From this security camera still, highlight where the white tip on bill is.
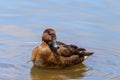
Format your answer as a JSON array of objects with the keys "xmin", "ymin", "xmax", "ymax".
[{"xmin": 84, "ymin": 56, "xmax": 88, "ymax": 60}]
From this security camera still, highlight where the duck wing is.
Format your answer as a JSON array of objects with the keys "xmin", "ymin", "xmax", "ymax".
[{"xmin": 56, "ymin": 41, "xmax": 86, "ymax": 57}]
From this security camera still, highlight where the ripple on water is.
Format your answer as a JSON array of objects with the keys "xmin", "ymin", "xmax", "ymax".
[
  {"xmin": 82, "ymin": 46, "xmax": 120, "ymax": 80},
  {"xmin": 0, "ymin": 62, "xmax": 31, "ymax": 80}
]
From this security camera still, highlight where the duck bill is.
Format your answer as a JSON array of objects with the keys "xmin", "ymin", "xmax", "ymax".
[{"xmin": 53, "ymin": 39, "xmax": 59, "ymax": 49}]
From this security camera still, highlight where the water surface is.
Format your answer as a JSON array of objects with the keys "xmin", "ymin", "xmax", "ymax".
[{"xmin": 0, "ymin": 0, "xmax": 120, "ymax": 80}]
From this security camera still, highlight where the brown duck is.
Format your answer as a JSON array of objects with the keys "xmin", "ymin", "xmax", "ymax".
[{"xmin": 31, "ymin": 28, "xmax": 94, "ymax": 68}]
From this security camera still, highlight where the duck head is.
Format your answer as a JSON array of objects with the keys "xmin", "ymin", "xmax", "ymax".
[{"xmin": 42, "ymin": 28, "xmax": 59, "ymax": 49}]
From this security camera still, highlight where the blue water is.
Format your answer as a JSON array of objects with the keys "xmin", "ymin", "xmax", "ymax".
[{"xmin": 0, "ymin": 0, "xmax": 120, "ymax": 80}]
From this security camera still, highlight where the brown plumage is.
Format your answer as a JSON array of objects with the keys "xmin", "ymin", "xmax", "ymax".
[{"xmin": 31, "ymin": 28, "xmax": 94, "ymax": 68}]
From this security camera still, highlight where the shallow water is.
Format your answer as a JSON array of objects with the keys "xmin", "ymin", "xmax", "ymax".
[{"xmin": 0, "ymin": 0, "xmax": 120, "ymax": 80}]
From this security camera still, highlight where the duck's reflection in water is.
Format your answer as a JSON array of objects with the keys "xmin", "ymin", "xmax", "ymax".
[{"xmin": 30, "ymin": 63, "xmax": 89, "ymax": 80}]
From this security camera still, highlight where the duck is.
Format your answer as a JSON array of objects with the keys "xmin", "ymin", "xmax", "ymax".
[{"xmin": 31, "ymin": 28, "xmax": 94, "ymax": 68}]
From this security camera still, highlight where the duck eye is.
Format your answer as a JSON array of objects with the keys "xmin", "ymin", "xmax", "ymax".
[
  {"xmin": 48, "ymin": 33, "xmax": 52, "ymax": 35},
  {"xmin": 47, "ymin": 31, "xmax": 51, "ymax": 35}
]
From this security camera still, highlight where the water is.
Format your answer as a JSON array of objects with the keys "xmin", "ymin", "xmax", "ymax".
[{"xmin": 0, "ymin": 0, "xmax": 120, "ymax": 80}]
